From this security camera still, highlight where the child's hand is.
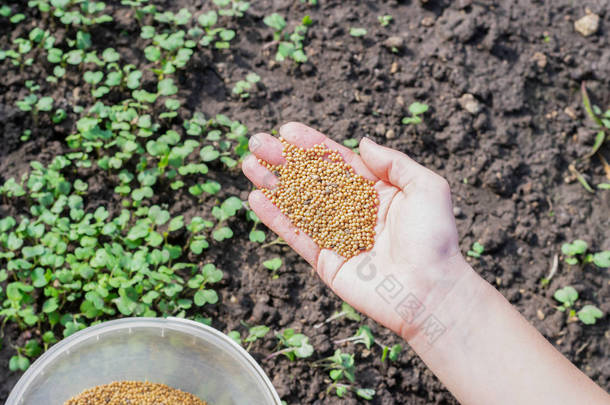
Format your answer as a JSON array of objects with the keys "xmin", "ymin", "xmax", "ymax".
[{"xmin": 242, "ymin": 122, "xmax": 466, "ymax": 338}]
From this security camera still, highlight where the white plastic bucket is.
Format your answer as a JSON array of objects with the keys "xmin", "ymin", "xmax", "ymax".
[{"xmin": 6, "ymin": 317, "xmax": 281, "ymax": 405}]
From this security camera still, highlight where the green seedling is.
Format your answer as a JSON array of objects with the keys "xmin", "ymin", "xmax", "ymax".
[
  {"xmin": 232, "ymin": 72, "xmax": 261, "ymax": 98},
  {"xmin": 314, "ymin": 349, "xmax": 375, "ymax": 400},
  {"xmin": 577, "ymin": 305, "xmax": 603, "ymax": 325},
  {"xmin": 314, "ymin": 302, "xmax": 361, "ymax": 328},
  {"xmin": 334, "ymin": 325, "xmax": 374, "ymax": 348},
  {"xmin": 244, "ymin": 324, "xmax": 270, "ymax": 351},
  {"xmin": 553, "ymin": 286, "xmax": 578, "ymax": 317},
  {"xmin": 263, "ymin": 257, "xmax": 282, "ymax": 279},
  {"xmin": 402, "ymin": 102, "xmax": 429, "ymax": 125},
  {"xmin": 560, "ymin": 240, "xmax": 609, "ymax": 268},
  {"xmin": 569, "ymin": 83, "xmax": 610, "ymax": 193},
  {"xmin": 267, "ymin": 328, "xmax": 314, "ymax": 360},
  {"xmin": 264, "ymin": 14, "xmax": 312, "ymax": 63},
  {"xmin": 263, "ymin": 13, "xmax": 286, "ymax": 41},
  {"xmin": 121, "ymin": 0, "xmax": 156, "ymax": 22},
  {"xmin": 15, "ymin": 85, "xmax": 55, "ymax": 127},
  {"xmin": 349, "ymin": 28, "xmax": 367, "ymax": 37},
  {"xmin": 561, "ymin": 239, "xmax": 588, "ymax": 265},
  {"xmin": 378, "ymin": 15, "xmax": 393, "ymax": 27},
  {"xmin": 247, "ymin": 210, "xmax": 266, "ymax": 243},
  {"xmin": 213, "ymin": 0, "xmax": 250, "ymax": 18},
  {"xmin": 342, "ymin": 138, "xmax": 359, "ymax": 153},
  {"xmin": 467, "ymin": 242, "xmax": 484, "ymax": 258}
]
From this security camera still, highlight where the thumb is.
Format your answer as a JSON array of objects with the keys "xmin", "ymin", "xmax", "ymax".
[{"xmin": 359, "ymin": 137, "xmax": 431, "ymax": 190}]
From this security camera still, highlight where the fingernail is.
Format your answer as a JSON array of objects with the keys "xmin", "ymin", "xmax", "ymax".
[{"xmin": 249, "ymin": 134, "xmax": 262, "ymax": 151}]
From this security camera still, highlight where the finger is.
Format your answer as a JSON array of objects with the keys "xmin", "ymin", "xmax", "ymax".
[
  {"xmin": 279, "ymin": 122, "xmax": 377, "ymax": 181},
  {"xmin": 241, "ymin": 154, "xmax": 279, "ymax": 189},
  {"xmin": 248, "ymin": 133, "xmax": 285, "ymax": 165},
  {"xmin": 248, "ymin": 190, "xmax": 320, "ymax": 267},
  {"xmin": 359, "ymin": 137, "xmax": 436, "ymax": 191}
]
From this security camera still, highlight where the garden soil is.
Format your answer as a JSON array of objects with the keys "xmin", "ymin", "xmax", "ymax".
[{"xmin": 1, "ymin": 1, "xmax": 609, "ymax": 404}]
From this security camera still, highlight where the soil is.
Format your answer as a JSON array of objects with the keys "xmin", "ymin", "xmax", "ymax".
[{"xmin": 1, "ymin": 0, "xmax": 609, "ymax": 404}]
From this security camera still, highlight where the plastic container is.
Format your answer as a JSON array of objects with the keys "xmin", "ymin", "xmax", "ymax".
[{"xmin": 6, "ymin": 317, "xmax": 281, "ymax": 405}]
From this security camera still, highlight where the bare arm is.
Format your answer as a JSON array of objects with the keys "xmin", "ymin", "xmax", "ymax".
[{"xmin": 241, "ymin": 122, "xmax": 609, "ymax": 405}]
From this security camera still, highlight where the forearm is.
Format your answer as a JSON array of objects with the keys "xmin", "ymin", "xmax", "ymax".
[{"xmin": 404, "ymin": 256, "xmax": 609, "ymax": 405}]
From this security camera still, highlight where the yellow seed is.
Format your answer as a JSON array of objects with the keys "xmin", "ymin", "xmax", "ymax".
[{"xmin": 259, "ymin": 138, "xmax": 379, "ymax": 259}]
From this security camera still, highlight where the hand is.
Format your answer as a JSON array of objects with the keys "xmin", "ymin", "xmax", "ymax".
[{"xmin": 242, "ymin": 122, "xmax": 468, "ymax": 339}]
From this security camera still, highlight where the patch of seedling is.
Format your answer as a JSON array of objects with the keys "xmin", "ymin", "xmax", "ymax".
[
  {"xmin": 314, "ymin": 349, "xmax": 375, "ymax": 400},
  {"xmin": 315, "ymin": 302, "xmax": 361, "ymax": 328},
  {"xmin": 561, "ymin": 239, "xmax": 610, "ymax": 268},
  {"xmin": 467, "ymin": 241, "xmax": 485, "ymax": 259},
  {"xmin": 0, "ymin": 1, "xmax": 256, "ymax": 373},
  {"xmin": 553, "ymin": 286, "xmax": 604, "ymax": 325},
  {"xmin": 263, "ymin": 13, "xmax": 313, "ymax": 63},
  {"xmin": 334, "ymin": 325, "xmax": 402, "ymax": 363},
  {"xmin": 569, "ymin": 83, "xmax": 610, "ymax": 192},
  {"xmin": 232, "ymin": 72, "xmax": 261, "ymax": 99},
  {"xmin": 266, "ymin": 328, "xmax": 314, "ymax": 360},
  {"xmin": 262, "ymin": 257, "xmax": 282, "ymax": 279},
  {"xmin": 378, "ymin": 15, "xmax": 393, "ymax": 27},
  {"xmin": 228, "ymin": 324, "xmax": 270, "ymax": 351},
  {"xmin": 349, "ymin": 27, "xmax": 367, "ymax": 37},
  {"xmin": 402, "ymin": 102, "xmax": 429, "ymax": 125}
]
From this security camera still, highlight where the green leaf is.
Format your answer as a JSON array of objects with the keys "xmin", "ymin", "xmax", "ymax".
[
  {"xmin": 561, "ymin": 240, "xmax": 588, "ymax": 256},
  {"xmin": 245, "ymin": 325, "xmax": 269, "ymax": 342},
  {"xmin": 221, "ymin": 196, "xmax": 242, "ymax": 216},
  {"xmin": 294, "ymin": 340, "xmax": 314, "ymax": 358},
  {"xmin": 36, "ymin": 96, "xmax": 54, "ymax": 112},
  {"xmin": 169, "ymin": 216, "xmax": 184, "ymax": 231},
  {"xmin": 202, "ymin": 263, "xmax": 223, "ymax": 283},
  {"xmin": 42, "ymin": 297, "xmax": 58, "ymax": 313},
  {"xmin": 355, "ymin": 388, "xmax": 375, "ymax": 400},
  {"xmin": 264, "ymin": 13, "xmax": 286, "ymax": 32},
  {"xmin": 349, "ymin": 27, "xmax": 367, "ymax": 37},
  {"xmin": 592, "ymin": 251, "xmax": 610, "ymax": 268},
  {"xmin": 198, "ymin": 10, "xmax": 217, "ymax": 27},
  {"xmin": 355, "ymin": 325, "xmax": 375, "ymax": 349},
  {"xmin": 249, "ymin": 229, "xmax": 265, "ymax": 243},
  {"xmin": 228, "ymin": 330, "xmax": 242, "ymax": 345},
  {"xmin": 581, "ymin": 82, "xmax": 604, "ymax": 127},
  {"xmin": 194, "ymin": 289, "xmax": 218, "ymax": 306},
  {"xmin": 472, "ymin": 242, "xmax": 484, "ymax": 254},
  {"xmin": 190, "ymin": 238, "xmax": 209, "ymax": 254},
  {"xmin": 201, "ymin": 180, "xmax": 221, "ymax": 195},
  {"xmin": 554, "ymin": 286, "xmax": 578, "ymax": 307},
  {"xmin": 389, "ymin": 344, "xmax": 402, "ymax": 361},
  {"xmin": 342, "ymin": 302, "xmax": 361, "ymax": 322},
  {"xmin": 263, "ymin": 257, "xmax": 282, "ymax": 271},
  {"xmin": 409, "ymin": 102, "xmax": 429, "ymax": 115},
  {"xmin": 200, "ymin": 145, "xmax": 220, "ymax": 162},
  {"xmin": 144, "ymin": 46, "xmax": 161, "ymax": 62},
  {"xmin": 577, "ymin": 305, "xmax": 603, "ymax": 325},
  {"xmin": 9, "ymin": 356, "xmax": 30, "ymax": 372},
  {"xmin": 212, "ymin": 227, "xmax": 233, "ymax": 241},
  {"xmin": 158, "ymin": 78, "xmax": 178, "ymax": 96},
  {"xmin": 102, "ymin": 48, "xmax": 120, "ymax": 63}
]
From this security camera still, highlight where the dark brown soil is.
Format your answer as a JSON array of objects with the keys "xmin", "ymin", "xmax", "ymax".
[{"xmin": 1, "ymin": 0, "xmax": 609, "ymax": 404}]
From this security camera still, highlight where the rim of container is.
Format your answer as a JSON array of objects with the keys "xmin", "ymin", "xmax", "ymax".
[{"xmin": 7, "ymin": 317, "xmax": 281, "ymax": 404}]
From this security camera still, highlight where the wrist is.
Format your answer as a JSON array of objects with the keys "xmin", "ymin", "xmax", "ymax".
[{"xmin": 396, "ymin": 254, "xmax": 482, "ymax": 345}]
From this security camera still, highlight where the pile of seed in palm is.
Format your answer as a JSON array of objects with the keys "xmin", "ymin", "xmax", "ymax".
[
  {"xmin": 63, "ymin": 381, "xmax": 207, "ymax": 405},
  {"xmin": 259, "ymin": 138, "xmax": 378, "ymax": 259}
]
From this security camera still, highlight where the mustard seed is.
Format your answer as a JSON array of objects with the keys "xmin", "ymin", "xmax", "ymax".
[
  {"xmin": 63, "ymin": 381, "xmax": 207, "ymax": 405},
  {"xmin": 260, "ymin": 139, "xmax": 378, "ymax": 259}
]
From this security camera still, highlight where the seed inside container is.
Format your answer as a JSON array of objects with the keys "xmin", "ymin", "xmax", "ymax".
[
  {"xmin": 259, "ymin": 138, "xmax": 378, "ymax": 259},
  {"xmin": 63, "ymin": 381, "xmax": 207, "ymax": 405}
]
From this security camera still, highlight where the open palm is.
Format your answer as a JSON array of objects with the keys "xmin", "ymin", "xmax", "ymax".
[{"xmin": 242, "ymin": 123, "xmax": 463, "ymax": 338}]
